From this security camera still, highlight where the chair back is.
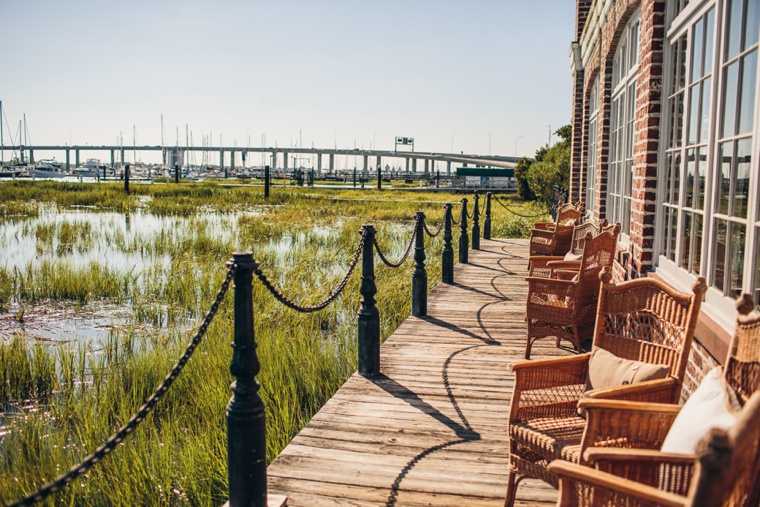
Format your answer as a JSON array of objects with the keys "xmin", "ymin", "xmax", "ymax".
[
  {"xmin": 593, "ymin": 271, "xmax": 707, "ymax": 396},
  {"xmin": 567, "ymin": 218, "xmax": 609, "ymax": 257},
  {"xmin": 688, "ymin": 391, "xmax": 760, "ymax": 507},
  {"xmin": 556, "ymin": 202, "xmax": 582, "ymax": 225},
  {"xmin": 724, "ymin": 294, "xmax": 760, "ymax": 406}
]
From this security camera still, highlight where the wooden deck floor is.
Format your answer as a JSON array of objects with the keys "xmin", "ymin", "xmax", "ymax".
[{"xmin": 267, "ymin": 238, "xmax": 573, "ymax": 507}]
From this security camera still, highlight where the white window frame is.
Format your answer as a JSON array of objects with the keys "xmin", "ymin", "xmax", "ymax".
[{"xmin": 586, "ymin": 75, "xmax": 600, "ymax": 219}]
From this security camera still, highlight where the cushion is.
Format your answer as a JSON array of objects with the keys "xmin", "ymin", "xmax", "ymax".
[
  {"xmin": 564, "ymin": 219, "xmax": 576, "ymax": 226},
  {"xmin": 564, "ymin": 251, "xmax": 582, "ymax": 261},
  {"xmin": 660, "ymin": 367, "xmax": 739, "ymax": 455},
  {"xmin": 578, "ymin": 348, "xmax": 670, "ymax": 417}
]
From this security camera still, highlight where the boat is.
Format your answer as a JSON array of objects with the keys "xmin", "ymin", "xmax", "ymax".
[
  {"xmin": 28, "ymin": 159, "xmax": 68, "ymax": 179},
  {"xmin": 73, "ymin": 158, "xmax": 107, "ymax": 177}
]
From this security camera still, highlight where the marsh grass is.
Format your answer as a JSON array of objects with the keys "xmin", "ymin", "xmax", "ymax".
[{"xmin": 0, "ymin": 181, "xmax": 538, "ymax": 505}]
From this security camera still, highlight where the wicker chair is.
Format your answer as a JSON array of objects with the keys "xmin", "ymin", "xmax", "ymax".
[
  {"xmin": 505, "ymin": 271, "xmax": 707, "ymax": 507},
  {"xmin": 551, "ymin": 293, "xmax": 760, "ymax": 501},
  {"xmin": 529, "ymin": 202, "xmax": 583, "ymax": 257},
  {"xmin": 524, "ymin": 224, "xmax": 620, "ymax": 358},
  {"xmin": 547, "ymin": 390, "xmax": 760, "ymax": 507},
  {"xmin": 528, "ymin": 218, "xmax": 610, "ymax": 278}
]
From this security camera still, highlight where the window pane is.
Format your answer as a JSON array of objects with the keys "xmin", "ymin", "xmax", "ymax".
[
  {"xmin": 729, "ymin": 222, "xmax": 746, "ymax": 297},
  {"xmin": 692, "ymin": 17, "xmax": 704, "ymax": 82},
  {"xmin": 686, "ymin": 148, "xmax": 696, "ymax": 207},
  {"xmin": 668, "ymin": 208, "xmax": 678, "ymax": 261},
  {"xmin": 696, "ymin": 147, "xmax": 707, "ymax": 209},
  {"xmin": 717, "ymin": 141, "xmax": 733, "ymax": 215},
  {"xmin": 679, "ymin": 36, "xmax": 689, "ymax": 90},
  {"xmin": 665, "ymin": 153, "xmax": 674, "ymax": 203},
  {"xmin": 735, "ymin": 138, "xmax": 752, "ymax": 218},
  {"xmin": 674, "ymin": 93, "xmax": 685, "ymax": 148},
  {"xmin": 744, "ymin": 0, "xmax": 760, "ymax": 51},
  {"xmin": 682, "ymin": 211, "xmax": 693, "ymax": 269},
  {"xmin": 674, "ymin": 152, "xmax": 682, "ymax": 203},
  {"xmin": 722, "ymin": 61, "xmax": 739, "ymax": 138},
  {"xmin": 704, "ymin": 9, "xmax": 715, "ymax": 74},
  {"xmin": 693, "ymin": 214, "xmax": 703, "ymax": 274},
  {"xmin": 713, "ymin": 218, "xmax": 728, "ymax": 290},
  {"xmin": 700, "ymin": 77, "xmax": 712, "ymax": 143},
  {"xmin": 688, "ymin": 84, "xmax": 700, "ymax": 145},
  {"xmin": 726, "ymin": 0, "xmax": 743, "ymax": 60},
  {"xmin": 739, "ymin": 51, "xmax": 758, "ymax": 134}
]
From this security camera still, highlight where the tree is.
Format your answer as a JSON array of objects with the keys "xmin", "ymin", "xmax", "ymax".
[
  {"xmin": 514, "ymin": 157, "xmax": 535, "ymax": 201},
  {"xmin": 525, "ymin": 125, "xmax": 571, "ymax": 204}
]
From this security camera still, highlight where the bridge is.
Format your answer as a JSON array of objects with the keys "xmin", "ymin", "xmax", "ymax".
[{"xmin": 1, "ymin": 144, "xmax": 517, "ymax": 174}]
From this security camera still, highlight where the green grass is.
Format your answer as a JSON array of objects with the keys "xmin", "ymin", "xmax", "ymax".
[{"xmin": 0, "ymin": 181, "xmax": 544, "ymax": 506}]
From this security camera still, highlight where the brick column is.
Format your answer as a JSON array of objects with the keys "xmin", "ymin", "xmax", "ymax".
[
  {"xmin": 570, "ymin": 71, "xmax": 585, "ymax": 204},
  {"xmin": 630, "ymin": 0, "xmax": 665, "ymax": 277}
]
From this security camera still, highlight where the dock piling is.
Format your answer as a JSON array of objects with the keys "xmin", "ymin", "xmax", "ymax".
[{"xmin": 358, "ymin": 225, "xmax": 380, "ymax": 376}]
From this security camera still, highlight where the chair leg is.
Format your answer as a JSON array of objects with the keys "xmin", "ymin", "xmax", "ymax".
[{"xmin": 504, "ymin": 469, "xmax": 520, "ymax": 507}]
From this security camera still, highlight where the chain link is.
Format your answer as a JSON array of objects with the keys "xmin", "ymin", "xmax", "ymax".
[
  {"xmin": 254, "ymin": 230, "xmax": 366, "ymax": 312},
  {"xmin": 9, "ymin": 264, "xmax": 236, "ymax": 507},
  {"xmin": 493, "ymin": 195, "xmax": 549, "ymax": 218},
  {"xmin": 374, "ymin": 215, "xmax": 419, "ymax": 268}
]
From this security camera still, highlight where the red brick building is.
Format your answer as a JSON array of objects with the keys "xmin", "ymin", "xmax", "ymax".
[{"xmin": 570, "ymin": 0, "xmax": 759, "ymax": 387}]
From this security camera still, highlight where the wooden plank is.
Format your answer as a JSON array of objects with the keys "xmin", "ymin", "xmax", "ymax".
[{"xmin": 267, "ymin": 239, "xmax": 567, "ymax": 506}]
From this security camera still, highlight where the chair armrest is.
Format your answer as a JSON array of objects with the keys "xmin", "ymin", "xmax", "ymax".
[
  {"xmin": 528, "ymin": 255, "xmax": 564, "ymax": 276},
  {"xmin": 547, "ymin": 259, "xmax": 582, "ymax": 272},
  {"xmin": 553, "ymin": 269, "xmax": 578, "ymax": 281},
  {"xmin": 583, "ymin": 448, "xmax": 696, "ymax": 494},
  {"xmin": 585, "ymin": 376, "xmax": 681, "ymax": 404},
  {"xmin": 532, "ymin": 222, "xmax": 555, "ymax": 231},
  {"xmin": 580, "ymin": 398, "xmax": 681, "ymax": 455},
  {"xmin": 508, "ymin": 355, "xmax": 590, "ymax": 421},
  {"xmin": 548, "ymin": 461, "xmax": 687, "ymax": 507}
]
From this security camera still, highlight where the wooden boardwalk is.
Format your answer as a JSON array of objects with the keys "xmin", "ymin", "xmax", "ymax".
[{"xmin": 267, "ymin": 238, "xmax": 573, "ymax": 507}]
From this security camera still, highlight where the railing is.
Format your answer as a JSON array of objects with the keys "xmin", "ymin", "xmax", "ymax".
[{"xmin": 8, "ymin": 191, "xmax": 507, "ymax": 507}]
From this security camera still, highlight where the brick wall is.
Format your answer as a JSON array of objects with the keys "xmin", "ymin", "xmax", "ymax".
[{"xmin": 683, "ymin": 339, "xmax": 720, "ymax": 401}]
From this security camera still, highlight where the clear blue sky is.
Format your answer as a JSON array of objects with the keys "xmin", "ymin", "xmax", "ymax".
[{"xmin": 1, "ymin": 1, "xmax": 574, "ymax": 163}]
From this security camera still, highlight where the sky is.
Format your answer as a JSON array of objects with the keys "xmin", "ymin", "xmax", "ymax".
[{"xmin": 1, "ymin": 0, "xmax": 575, "ymax": 165}]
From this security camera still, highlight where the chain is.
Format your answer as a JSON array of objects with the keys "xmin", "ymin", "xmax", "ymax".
[
  {"xmin": 374, "ymin": 215, "xmax": 419, "ymax": 268},
  {"xmin": 423, "ymin": 218, "xmax": 444, "ymax": 238},
  {"xmin": 254, "ymin": 230, "xmax": 366, "ymax": 312},
  {"xmin": 450, "ymin": 208, "xmax": 461, "ymax": 226},
  {"xmin": 493, "ymin": 195, "xmax": 549, "ymax": 218},
  {"xmin": 9, "ymin": 264, "xmax": 236, "ymax": 507}
]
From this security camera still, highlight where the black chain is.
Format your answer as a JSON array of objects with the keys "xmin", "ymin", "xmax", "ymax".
[
  {"xmin": 493, "ymin": 195, "xmax": 549, "ymax": 218},
  {"xmin": 423, "ymin": 218, "xmax": 444, "ymax": 238},
  {"xmin": 9, "ymin": 264, "xmax": 236, "ymax": 507},
  {"xmin": 254, "ymin": 230, "xmax": 366, "ymax": 312},
  {"xmin": 451, "ymin": 209, "xmax": 461, "ymax": 226},
  {"xmin": 374, "ymin": 215, "xmax": 419, "ymax": 268}
]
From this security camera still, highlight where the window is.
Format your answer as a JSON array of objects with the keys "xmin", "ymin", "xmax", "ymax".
[
  {"xmin": 607, "ymin": 15, "xmax": 640, "ymax": 238},
  {"xmin": 586, "ymin": 76, "xmax": 600, "ymax": 217},
  {"xmin": 661, "ymin": 0, "xmax": 760, "ymax": 313}
]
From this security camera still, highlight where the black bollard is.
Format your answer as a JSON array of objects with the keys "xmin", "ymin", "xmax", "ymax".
[
  {"xmin": 472, "ymin": 191, "xmax": 481, "ymax": 250},
  {"xmin": 412, "ymin": 212, "xmax": 427, "ymax": 317},
  {"xmin": 458, "ymin": 198, "xmax": 469, "ymax": 264},
  {"xmin": 124, "ymin": 164, "xmax": 130, "ymax": 195},
  {"xmin": 442, "ymin": 204, "xmax": 454, "ymax": 284},
  {"xmin": 357, "ymin": 225, "xmax": 380, "ymax": 376},
  {"xmin": 377, "ymin": 166, "xmax": 382, "ymax": 190},
  {"xmin": 175, "ymin": 164, "xmax": 179, "ymax": 183},
  {"xmin": 353, "ymin": 168, "xmax": 357, "ymax": 188},
  {"xmin": 264, "ymin": 165, "xmax": 270, "ymax": 199},
  {"xmin": 484, "ymin": 192, "xmax": 492, "ymax": 240},
  {"xmin": 103, "ymin": 165, "xmax": 107, "ymax": 180},
  {"xmin": 227, "ymin": 252, "xmax": 268, "ymax": 507},
  {"xmin": 435, "ymin": 170, "xmax": 440, "ymax": 188}
]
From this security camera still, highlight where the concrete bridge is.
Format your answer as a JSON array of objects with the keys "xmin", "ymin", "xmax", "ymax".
[{"xmin": 1, "ymin": 144, "xmax": 517, "ymax": 174}]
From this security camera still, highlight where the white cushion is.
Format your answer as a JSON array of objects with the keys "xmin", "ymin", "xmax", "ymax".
[
  {"xmin": 564, "ymin": 219, "xmax": 576, "ymax": 226},
  {"xmin": 563, "ymin": 251, "xmax": 582, "ymax": 261},
  {"xmin": 660, "ymin": 367, "xmax": 739, "ymax": 455}
]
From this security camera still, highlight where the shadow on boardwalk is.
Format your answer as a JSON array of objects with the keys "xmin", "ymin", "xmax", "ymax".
[{"xmin": 267, "ymin": 238, "xmax": 570, "ymax": 506}]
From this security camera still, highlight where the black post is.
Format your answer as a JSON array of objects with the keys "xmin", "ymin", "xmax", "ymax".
[
  {"xmin": 264, "ymin": 165, "xmax": 270, "ymax": 199},
  {"xmin": 377, "ymin": 165, "xmax": 382, "ymax": 190},
  {"xmin": 472, "ymin": 191, "xmax": 481, "ymax": 250},
  {"xmin": 124, "ymin": 164, "xmax": 130, "ymax": 195},
  {"xmin": 412, "ymin": 212, "xmax": 427, "ymax": 317},
  {"xmin": 442, "ymin": 204, "xmax": 454, "ymax": 284},
  {"xmin": 227, "ymin": 252, "xmax": 268, "ymax": 507},
  {"xmin": 357, "ymin": 225, "xmax": 380, "ymax": 376},
  {"xmin": 353, "ymin": 168, "xmax": 357, "ymax": 187},
  {"xmin": 103, "ymin": 165, "xmax": 107, "ymax": 180},
  {"xmin": 484, "ymin": 192, "xmax": 492, "ymax": 240},
  {"xmin": 458, "ymin": 198, "xmax": 469, "ymax": 264},
  {"xmin": 435, "ymin": 170, "xmax": 440, "ymax": 188},
  {"xmin": 175, "ymin": 164, "xmax": 179, "ymax": 184}
]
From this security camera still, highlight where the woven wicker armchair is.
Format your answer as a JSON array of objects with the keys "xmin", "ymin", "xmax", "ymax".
[
  {"xmin": 529, "ymin": 202, "xmax": 583, "ymax": 257},
  {"xmin": 529, "ymin": 218, "xmax": 610, "ymax": 278},
  {"xmin": 505, "ymin": 272, "xmax": 707, "ymax": 507},
  {"xmin": 552, "ymin": 293, "xmax": 760, "ymax": 500},
  {"xmin": 548, "ymin": 390, "xmax": 760, "ymax": 507},
  {"xmin": 524, "ymin": 224, "xmax": 620, "ymax": 358}
]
